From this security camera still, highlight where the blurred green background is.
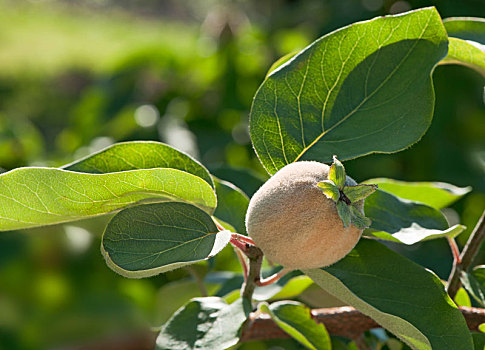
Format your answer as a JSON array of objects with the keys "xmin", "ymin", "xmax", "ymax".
[{"xmin": 0, "ymin": 0, "xmax": 484, "ymax": 349}]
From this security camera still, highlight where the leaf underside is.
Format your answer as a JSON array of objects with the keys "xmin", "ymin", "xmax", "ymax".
[
  {"xmin": 0, "ymin": 167, "xmax": 216, "ymax": 231},
  {"xmin": 250, "ymin": 8, "xmax": 448, "ymax": 174}
]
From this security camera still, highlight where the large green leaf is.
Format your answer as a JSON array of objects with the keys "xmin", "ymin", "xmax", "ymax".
[
  {"xmin": 440, "ymin": 37, "xmax": 485, "ymax": 77},
  {"xmin": 364, "ymin": 178, "xmax": 471, "ymax": 209},
  {"xmin": 260, "ymin": 301, "xmax": 331, "ymax": 350},
  {"xmin": 249, "ymin": 8, "xmax": 448, "ymax": 174},
  {"xmin": 304, "ymin": 239, "xmax": 473, "ymax": 350},
  {"xmin": 443, "ymin": 17, "xmax": 485, "ymax": 44},
  {"xmin": 102, "ymin": 202, "xmax": 230, "ymax": 278},
  {"xmin": 156, "ymin": 297, "xmax": 250, "ymax": 350},
  {"xmin": 0, "ymin": 168, "xmax": 216, "ymax": 231},
  {"xmin": 64, "ymin": 141, "xmax": 214, "ymax": 188},
  {"xmin": 254, "ymin": 275, "xmax": 314, "ymax": 301},
  {"xmin": 364, "ymin": 189, "xmax": 465, "ymax": 244},
  {"xmin": 213, "ymin": 178, "xmax": 249, "ymax": 234}
]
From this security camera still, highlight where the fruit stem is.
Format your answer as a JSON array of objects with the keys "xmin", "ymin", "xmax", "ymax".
[
  {"xmin": 256, "ymin": 267, "xmax": 293, "ymax": 286},
  {"xmin": 447, "ymin": 237, "xmax": 461, "ymax": 264},
  {"xmin": 447, "ymin": 208, "xmax": 485, "ymax": 298},
  {"xmin": 231, "ymin": 232, "xmax": 256, "ymax": 245},
  {"xmin": 234, "ymin": 246, "xmax": 249, "ymax": 280}
]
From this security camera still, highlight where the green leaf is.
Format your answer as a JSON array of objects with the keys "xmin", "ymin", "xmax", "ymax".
[
  {"xmin": 443, "ymin": 17, "xmax": 485, "ymax": 44},
  {"xmin": 454, "ymin": 287, "xmax": 472, "ymax": 307},
  {"xmin": 329, "ymin": 156, "xmax": 346, "ymax": 189},
  {"xmin": 304, "ymin": 239, "xmax": 473, "ymax": 350},
  {"xmin": 440, "ymin": 37, "xmax": 485, "ymax": 77},
  {"xmin": 363, "ymin": 178, "xmax": 471, "ymax": 209},
  {"xmin": 213, "ymin": 178, "xmax": 249, "ymax": 234},
  {"xmin": 317, "ymin": 181, "xmax": 340, "ymax": 202},
  {"xmin": 101, "ymin": 202, "xmax": 230, "ymax": 278},
  {"xmin": 0, "ymin": 167, "xmax": 217, "ymax": 231},
  {"xmin": 260, "ymin": 301, "xmax": 331, "ymax": 350},
  {"xmin": 349, "ymin": 205, "xmax": 371, "ymax": 229},
  {"xmin": 64, "ymin": 141, "xmax": 214, "ymax": 188},
  {"xmin": 363, "ymin": 189, "xmax": 466, "ymax": 245},
  {"xmin": 250, "ymin": 8, "xmax": 448, "ymax": 174},
  {"xmin": 254, "ymin": 274, "xmax": 313, "ymax": 301},
  {"xmin": 461, "ymin": 266, "xmax": 485, "ymax": 307},
  {"xmin": 472, "ymin": 332, "xmax": 485, "ymax": 350},
  {"xmin": 343, "ymin": 184, "xmax": 378, "ymax": 203},
  {"xmin": 156, "ymin": 297, "xmax": 250, "ymax": 350},
  {"xmin": 479, "ymin": 323, "xmax": 485, "ymax": 333},
  {"xmin": 337, "ymin": 201, "xmax": 351, "ymax": 227}
]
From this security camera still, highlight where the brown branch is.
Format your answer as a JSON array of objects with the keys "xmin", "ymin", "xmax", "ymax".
[
  {"xmin": 63, "ymin": 306, "xmax": 485, "ymax": 350},
  {"xmin": 448, "ymin": 209, "xmax": 485, "ymax": 298}
]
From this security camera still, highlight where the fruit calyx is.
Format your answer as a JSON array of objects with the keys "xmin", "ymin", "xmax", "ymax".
[{"xmin": 317, "ymin": 156, "xmax": 377, "ymax": 229}]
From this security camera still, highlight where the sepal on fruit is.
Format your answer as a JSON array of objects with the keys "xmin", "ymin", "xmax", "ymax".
[{"xmin": 321, "ymin": 156, "xmax": 376, "ymax": 229}]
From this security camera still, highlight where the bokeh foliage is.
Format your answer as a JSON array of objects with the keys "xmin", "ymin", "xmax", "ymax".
[{"xmin": 0, "ymin": 0, "xmax": 484, "ymax": 349}]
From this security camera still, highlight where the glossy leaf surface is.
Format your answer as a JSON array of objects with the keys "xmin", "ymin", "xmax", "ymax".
[
  {"xmin": 364, "ymin": 178, "xmax": 471, "ymax": 209},
  {"xmin": 102, "ymin": 202, "xmax": 230, "ymax": 278},
  {"xmin": 461, "ymin": 266, "xmax": 485, "ymax": 307},
  {"xmin": 156, "ymin": 297, "xmax": 250, "ymax": 350},
  {"xmin": 364, "ymin": 189, "xmax": 465, "ymax": 244},
  {"xmin": 250, "ymin": 8, "xmax": 448, "ymax": 174},
  {"xmin": 0, "ymin": 167, "xmax": 217, "ymax": 231},
  {"xmin": 304, "ymin": 239, "xmax": 473, "ymax": 350},
  {"xmin": 261, "ymin": 301, "xmax": 331, "ymax": 350}
]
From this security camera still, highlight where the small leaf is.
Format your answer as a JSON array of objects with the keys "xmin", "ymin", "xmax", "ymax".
[
  {"xmin": 213, "ymin": 177, "xmax": 249, "ymax": 234},
  {"xmin": 343, "ymin": 184, "xmax": 378, "ymax": 203},
  {"xmin": 363, "ymin": 178, "xmax": 471, "ymax": 209},
  {"xmin": 64, "ymin": 141, "xmax": 214, "ymax": 188},
  {"xmin": 254, "ymin": 273, "xmax": 313, "ymax": 301},
  {"xmin": 317, "ymin": 181, "xmax": 340, "ymax": 202},
  {"xmin": 479, "ymin": 323, "xmax": 485, "ymax": 333},
  {"xmin": 0, "ymin": 167, "xmax": 217, "ymax": 231},
  {"xmin": 336, "ymin": 201, "xmax": 351, "ymax": 227},
  {"xmin": 260, "ymin": 301, "xmax": 331, "ymax": 350},
  {"xmin": 454, "ymin": 287, "xmax": 472, "ymax": 308},
  {"xmin": 156, "ymin": 297, "xmax": 250, "ymax": 350},
  {"xmin": 349, "ymin": 205, "xmax": 371, "ymax": 229},
  {"xmin": 102, "ymin": 202, "xmax": 231, "ymax": 278},
  {"xmin": 328, "ymin": 156, "xmax": 346, "ymax": 190},
  {"xmin": 363, "ymin": 189, "xmax": 466, "ymax": 245},
  {"xmin": 304, "ymin": 239, "xmax": 474, "ymax": 350}
]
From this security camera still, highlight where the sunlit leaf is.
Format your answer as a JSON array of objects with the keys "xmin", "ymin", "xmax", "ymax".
[
  {"xmin": 250, "ymin": 8, "xmax": 448, "ymax": 174},
  {"xmin": 317, "ymin": 181, "xmax": 339, "ymax": 202},
  {"xmin": 260, "ymin": 301, "xmax": 331, "ymax": 350},
  {"xmin": 440, "ymin": 37, "xmax": 485, "ymax": 77},
  {"xmin": 156, "ymin": 297, "xmax": 250, "ymax": 350},
  {"xmin": 304, "ymin": 239, "xmax": 473, "ymax": 350},
  {"xmin": 363, "ymin": 178, "xmax": 471, "ymax": 209},
  {"xmin": 363, "ymin": 189, "xmax": 465, "ymax": 245},
  {"xmin": 0, "ymin": 167, "xmax": 217, "ymax": 231},
  {"xmin": 254, "ymin": 273, "xmax": 313, "ymax": 301},
  {"xmin": 64, "ymin": 140, "xmax": 214, "ymax": 188},
  {"xmin": 328, "ymin": 156, "xmax": 346, "ymax": 190},
  {"xmin": 102, "ymin": 202, "xmax": 230, "ymax": 278},
  {"xmin": 454, "ymin": 287, "xmax": 471, "ymax": 307}
]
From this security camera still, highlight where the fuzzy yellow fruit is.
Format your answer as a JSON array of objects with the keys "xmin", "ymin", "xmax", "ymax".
[{"xmin": 245, "ymin": 161, "xmax": 364, "ymax": 269}]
